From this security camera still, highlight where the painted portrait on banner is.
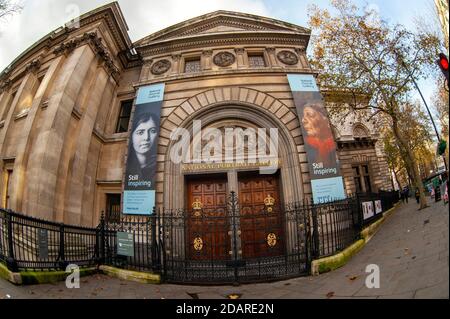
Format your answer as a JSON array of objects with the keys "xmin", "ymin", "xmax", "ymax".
[
  {"xmin": 287, "ymin": 74, "xmax": 345, "ymax": 203},
  {"xmin": 301, "ymin": 102, "xmax": 339, "ymax": 169}
]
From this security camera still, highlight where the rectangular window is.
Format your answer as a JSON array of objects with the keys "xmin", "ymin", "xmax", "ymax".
[
  {"xmin": 115, "ymin": 99, "xmax": 133, "ymax": 133},
  {"xmin": 352, "ymin": 164, "xmax": 372, "ymax": 193},
  {"xmin": 106, "ymin": 193, "xmax": 121, "ymax": 223},
  {"xmin": 248, "ymin": 54, "xmax": 266, "ymax": 67},
  {"xmin": 352, "ymin": 165, "xmax": 363, "ymax": 193},
  {"xmin": 184, "ymin": 58, "xmax": 201, "ymax": 73}
]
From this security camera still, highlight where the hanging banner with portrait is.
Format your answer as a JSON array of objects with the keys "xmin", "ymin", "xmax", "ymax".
[
  {"xmin": 123, "ymin": 83, "xmax": 165, "ymax": 215},
  {"xmin": 287, "ymin": 74, "xmax": 345, "ymax": 203}
]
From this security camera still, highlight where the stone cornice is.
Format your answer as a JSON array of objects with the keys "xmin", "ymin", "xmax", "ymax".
[
  {"xmin": 0, "ymin": 79, "xmax": 12, "ymax": 94},
  {"xmin": 137, "ymin": 32, "xmax": 308, "ymax": 57},
  {"xmin": 0, "ymin": 58, "xmax": 42, "ymax": 92},
  {"xmin": 75, "ymin": 5, "xmax": 131, "ymax": 53},
  {"xmin": 53, "ymin": 32, "xmax": 121, "ymax": 82},
  {"xmin": 337, "ymin": 138, "xmax": 377, "ymax": 149},
  {"xmin": 25, "ymin": 59, "xmax": 42, "ymax": 74},
  {"xmin": 135, "ymin": 10, "xmax": 310, "ymax": 46},
  {"xmin": 135, "ymin": 68, "xmax": 315, "ymax": 88},
  {"xmin": 148, "ymin": 17, "xmax": 277, "ymax": 43},
  {"xmin": 0, "ymin": 3, "xmax": 133, "ymax": 80}
]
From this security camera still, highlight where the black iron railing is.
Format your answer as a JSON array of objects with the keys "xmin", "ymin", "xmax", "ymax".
[
  {"xmin": 0, "ymin": 190, "xmax": 399, "ymax": 283},
  {"xmin": 0, "ymin": 209, "xmax": 99, "ymax": 272}
]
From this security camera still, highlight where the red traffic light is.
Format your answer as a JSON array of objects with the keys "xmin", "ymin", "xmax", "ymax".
[{"xmin": 439, "ymin": 53, "xmax": 449, "ymax": 71}]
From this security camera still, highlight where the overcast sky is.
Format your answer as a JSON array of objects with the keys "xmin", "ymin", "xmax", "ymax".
[{"xmin": 0, "ymin": 0, "xmax": 443, "ymax": 115}]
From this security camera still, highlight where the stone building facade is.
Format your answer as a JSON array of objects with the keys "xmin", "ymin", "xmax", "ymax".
[{"xmin": 0, "ymin": 3, "xmax": 391, "ymax": 227}]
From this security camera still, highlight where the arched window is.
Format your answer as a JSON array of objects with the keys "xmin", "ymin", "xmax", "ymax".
[{"xmin": 353, "ymin": 124, "xmax": 370, "ymax": 139}]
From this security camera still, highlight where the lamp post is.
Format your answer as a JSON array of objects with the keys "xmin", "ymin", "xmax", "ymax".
[{"xmin": 395, "ymin": 51, "xmax": 448, "ymax": 172}]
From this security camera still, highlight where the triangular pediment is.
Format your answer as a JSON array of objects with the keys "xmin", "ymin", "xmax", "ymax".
[{"xmin": 135, "ymin": 11, "xmax": 310, "ymax": 46}]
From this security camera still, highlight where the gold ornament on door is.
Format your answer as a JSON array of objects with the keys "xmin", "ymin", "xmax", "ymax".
[
  {"xmin": 192, "ymin": 198, "xmax": 203, "ymax": 217},
  {"xmin": 267, "ymin": 233, "xmax": 277, "ymax": 247},
  {"xmin": 264, "ymin": 194, "xmax": 275, "ymax": 213},
  {"xmin": 193, "ymin": 237, "xmax": 203, "ymax": 251}
]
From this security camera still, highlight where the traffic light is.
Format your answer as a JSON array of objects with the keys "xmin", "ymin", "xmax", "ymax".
[
  {"xmin": 438, "ymin": 139, "xmax": 447, "ymax": 156},
  {"xmin": 437, "ymin": 53, "xmax": 449, "ymax": 88}
]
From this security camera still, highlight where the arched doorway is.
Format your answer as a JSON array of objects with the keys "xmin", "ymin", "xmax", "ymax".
[{"xmin": 161, "ymin": 102, "xmax": 309, "ymax": 282}]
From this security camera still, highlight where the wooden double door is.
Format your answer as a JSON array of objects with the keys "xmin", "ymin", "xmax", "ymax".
[{"xmin": 186, "ymin": 173, "xmax": 284, "ymax": 260}]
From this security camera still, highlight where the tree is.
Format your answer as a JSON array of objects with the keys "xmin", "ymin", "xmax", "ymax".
[
  {"xmin": 382, "ymin": 101, "xmax": 437, "ymax": 188},
  {"xmin": 432, "ymin": 78, "xmax": 449, "ymax": 160},
  {"xmin": 308, "ymin": 0, "xmax": 441, "ymax": 209},
  {"xmin": 0, "ymin": 0, "xmax": 22, "ymax": 21}
]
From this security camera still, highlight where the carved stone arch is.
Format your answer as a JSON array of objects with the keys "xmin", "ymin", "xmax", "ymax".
[
  {"xmin": 352, "ymin": 123, "xmax": 370, "ymax": 139},
  {"xmin": 162, "ymin": 100, "xmax": 304, "ymax": 211},
  {"xmin": 160, "ymin": 87, "xmax": 301, "ymax": 143}
]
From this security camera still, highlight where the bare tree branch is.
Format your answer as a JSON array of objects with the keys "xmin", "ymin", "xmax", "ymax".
[{"xmin": 0, "ymin": 0, "xmax": 22, "ymax": 21}]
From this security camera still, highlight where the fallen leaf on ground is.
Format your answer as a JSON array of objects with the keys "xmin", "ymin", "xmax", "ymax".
[
  {"xmin": 348, "ymin": 276, "xmax": 358, "ymax": 281},
  {"xmin": 326, "ymin": 291, "xmax": 335, "ymax": 298}
]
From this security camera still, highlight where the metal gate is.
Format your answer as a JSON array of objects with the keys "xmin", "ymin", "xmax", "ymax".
[{"xmin": 160, "ymin": 191, "xmax": 311, "ymax": 284}]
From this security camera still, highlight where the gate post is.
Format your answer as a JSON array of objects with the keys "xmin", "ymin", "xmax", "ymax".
[
  {"xmin": 230, "ymin": 191, "xmax": 240, "ymax": 285},
  {"xmin": 311, "ymin": 203, "xmax": 320, "ymax": 259},
  {"xmin": 6, "ymin": 210, "xmax": 18, "ymax": 272},
  {"xmin": 100, "ymin": 212, "xmax": 106, "ymax": 265},
  {"xmin": 151, "ymin": 207, "xmax": 159, "ymax": 271},
  {"xmin": 58, "ymin": 223, "xmax": 67, "ymax": 270}
]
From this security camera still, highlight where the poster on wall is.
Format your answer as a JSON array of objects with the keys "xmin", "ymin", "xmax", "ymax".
[
  {"xmin": 362, "ymin": 201, "xmax": 375, "ymax": 220},
  {"xmin": 123, "ymin": 83, "xmax": 165, "ymax": 215},
  {"xmin": 287, "ymin": 74, "xmax": 346, "ymax": 203},
  {"xmin": 375, "ymin": 200, "xmax": 382, "ymax": 214}
]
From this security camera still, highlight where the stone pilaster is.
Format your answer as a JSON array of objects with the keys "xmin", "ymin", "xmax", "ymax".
[
  {"xmin": 24, "ymin": 45, "xmax": 96, "ymax": 220},
  {"xmin": 140, "ymin": 59, "xmax": 153, "ymax": 81},
  {"xmin": 295, "ymin": 48, "xmax": 309, "ymax": 69},
  {"xmin": 9, "ymin": 56, "xmax": 65, "ymax": 212},
  {"xmin": 171, "ymin": 54, "xmax": 181, "ymax": 75},
  {"xmin": 202, "ymin": 50, "xmax": 213, "ymax": 70},
  {"xmin": 266, "ymin": 47, "xmax": 278, "ymax": 68},
  {"xmin": 0, "ymin": 73, "xmax": 37, "ymax": 210},
  {"xmin": 63, "ymin": 67, "xmax": 109, "ymax": 226},
  {"xmin": 235, "ymin": 48, "xmax": 246, "ymax": 68}
]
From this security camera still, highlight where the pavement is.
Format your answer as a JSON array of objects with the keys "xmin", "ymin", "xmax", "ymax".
[{"xmin": 0, "ymin": 198, "xmax": 448, "ymax": 299}]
